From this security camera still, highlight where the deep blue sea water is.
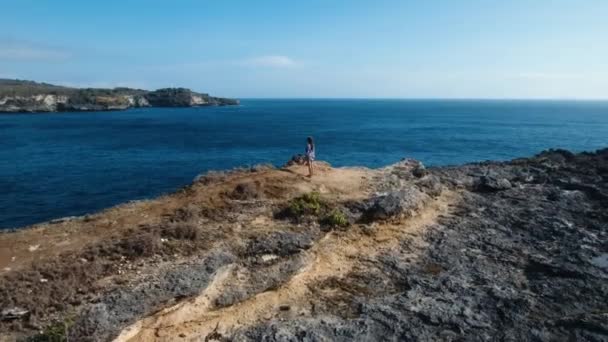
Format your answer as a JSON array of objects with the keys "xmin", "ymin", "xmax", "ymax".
[{"xmin": 1, "ymin": 99, "xmax": 607, "ymax": 229}]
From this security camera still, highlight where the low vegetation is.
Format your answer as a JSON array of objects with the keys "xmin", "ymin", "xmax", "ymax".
[
  {"xmin": 279, "ymin": 192, "xmax": 351, "ymax": 229},
  {"xmin": 0, "ymin": 79, "xmax": 145, "ymax": 98},
  {"xmin": 0, "ymin": 205, "xmax": 219, "ymax": 334},
  {"xmin": 0, "ymin": 79, "xmax": 239, "ymax": 111},
  {"xmin": 26, "ymin": 319, "xmax": 74, "ymax": 342},
  {"xmin": 321, "ymin": 209, "xmax": 349, "ymax": 228},
  {"xmin": 286, "ymin": 192, "xmax": 325, "ymax": 217},
  {"xmin": 161, "ymin": 221, "xmax": 200, "ymax": 240}
]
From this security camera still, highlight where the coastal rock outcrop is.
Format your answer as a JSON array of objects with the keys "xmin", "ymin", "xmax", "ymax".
[
  {"xmin": 0, "ymin": 79, "xmax": 239, "ymax": 113},
  {"xmin": 145, "ymin": 88, "xmax": 239, "ymax": 107},
  {"xmin": 0, "ymin": 148, "xmax": 606, "ymax": 341},
  {"xmin": 230, "ymin": 149, "xmax": 608, "ymax": 342}
]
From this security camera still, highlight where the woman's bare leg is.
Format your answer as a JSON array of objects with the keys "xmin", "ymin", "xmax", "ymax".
[{"xmin": 307, "ymin": 160, "xmax": 313, "ymax": 177}]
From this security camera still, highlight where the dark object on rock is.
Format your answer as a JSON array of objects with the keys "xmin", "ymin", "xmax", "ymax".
[
  {"xmin": 412, "ymin": 163, "xmax": 427, "ymax": 178},
  {"xmin": 230, "ymin": 182, "xmax": 262, "ymax": 200},
  {"xmin": 1, "ymin": 307, "xmax": 29, "ymax": 320},
  {"xmin": 279, "ymin": 304, "xmax": 290, "ymax": 311},
  {"xmin": 285, "ymin": 154, "xmax": 307, "ymax": 167}
]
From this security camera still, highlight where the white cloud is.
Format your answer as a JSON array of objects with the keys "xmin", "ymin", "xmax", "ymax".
[
  {"xmin": 0, "ymin": 39, "xmax": 70, "ymax": 61},
  {"xmin": 241, "ymin": 55, "xmax": 297, "ymax": 68},
  {"xmin": 138, "ymin": 55, "xmax": 299, "ymax": 72},
  {"xmin": 515, "ymin": 72, "xmax": 586, "ymax": 80}
]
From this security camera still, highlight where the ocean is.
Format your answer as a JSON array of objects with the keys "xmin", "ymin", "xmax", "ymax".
[{"xmin": 1, "ymin": 99, "xmax": 607, "ymax": 229}]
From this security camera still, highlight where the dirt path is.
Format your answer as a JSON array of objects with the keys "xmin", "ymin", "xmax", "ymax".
[{"xmin": 114, "ymin": 189, "xmax": 456, "ymax": 341}]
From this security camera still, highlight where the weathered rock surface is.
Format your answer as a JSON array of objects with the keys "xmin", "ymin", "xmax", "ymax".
[
  {"xmin": 230, "ymin": 148, "xmax": 608, "ymax": 342},
  {"xmin": 363, "ymin": 188, "xmax": 428, "ymax": 221},
  {"xmin": 68, "ymin": 251, "xmax": 235, "ymax": 342}
]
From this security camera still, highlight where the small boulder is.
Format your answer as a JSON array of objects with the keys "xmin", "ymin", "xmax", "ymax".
[
  {"xmin": 389, "ymin": 159, "xmax": 426, "ymax": 180},
  {"xmin": 230, "ymin": 182, "xmax": 261, "ymax": 200},
  {"xmin": 412, "ymin": 163, "xmax": 427, "ymax": 178},
  {"xmin": 364, "ymin": 187, "xmax": 426, "ymax": 221}
]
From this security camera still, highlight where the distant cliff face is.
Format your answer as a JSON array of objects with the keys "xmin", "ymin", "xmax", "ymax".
[
  {"xmin": 0, "ymin": 79, "xmax": 239, "ymax": 113},
  {"xmin": 0, "ymin": 94, "xmax": 153, "ymax": 112},
  {"xmin": 0, "ymin": 94, "xmax": 63, "ymax": 112},
  {"xmin": 145, "ymin": 88, "xmax": 239, "ymax": 107}
]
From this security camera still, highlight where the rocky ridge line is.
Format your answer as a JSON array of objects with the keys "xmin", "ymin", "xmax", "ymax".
[{"xmin": 0, "ymin": 79, "xmax": 239, "ymax": 113}]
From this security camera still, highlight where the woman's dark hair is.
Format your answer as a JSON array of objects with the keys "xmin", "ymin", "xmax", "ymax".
[{"xmin": 307, "ymin": 136, "xmax": 314, "ymax": 149}]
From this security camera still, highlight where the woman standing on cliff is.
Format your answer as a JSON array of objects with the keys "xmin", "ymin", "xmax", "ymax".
[{"xmin": 306, "ymin": 136, "xmax": 315, "ymax": 177}]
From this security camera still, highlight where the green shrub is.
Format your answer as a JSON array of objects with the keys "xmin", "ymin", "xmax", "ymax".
[
  {"xmin": 287, "ymin": 192, "xmax": 323, "ymax": 217},
  {"xmin": 322, "ymin": 209, "xmax": 349, "ymax": 227}
]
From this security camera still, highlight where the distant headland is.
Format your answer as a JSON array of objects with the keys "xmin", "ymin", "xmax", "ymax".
[{"xmin": 0, "ymin": 79, "xmax": 239, "ymax": 113}]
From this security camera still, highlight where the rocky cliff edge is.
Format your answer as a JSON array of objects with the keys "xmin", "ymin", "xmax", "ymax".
[{"xmin": 0, "ymin": 148, "xmax": 606, "ymax": 341}]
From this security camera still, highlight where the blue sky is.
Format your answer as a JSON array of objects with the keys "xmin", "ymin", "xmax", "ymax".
[{"xmin": 1, "ymin": 0, "xmax": 607, "ymax": 98}]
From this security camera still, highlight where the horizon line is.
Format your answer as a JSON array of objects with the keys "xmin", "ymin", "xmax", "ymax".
[
  {"xmin": 3, "ymin": 78, "xmax": 607, "ymax": 101},
  {"xmin": 238, "ymin": 97, "xmax": 608, "ymax": 101}
]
